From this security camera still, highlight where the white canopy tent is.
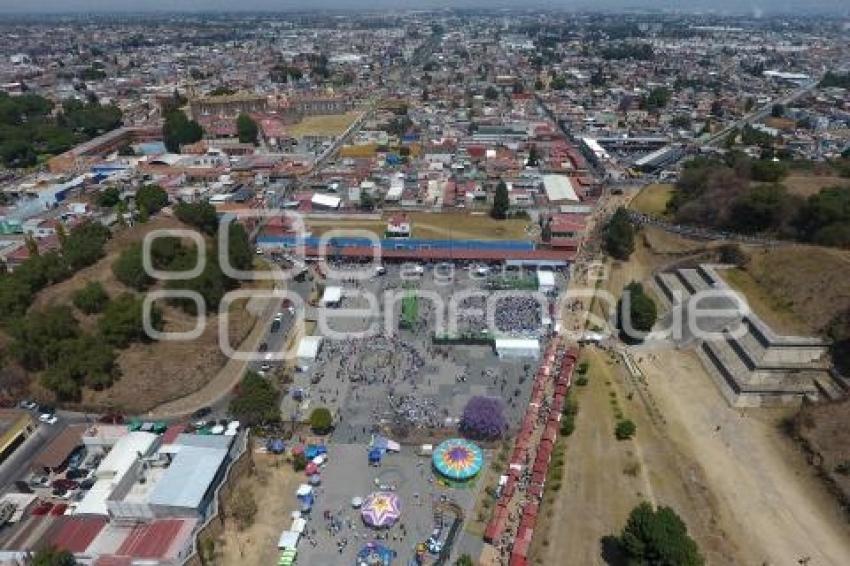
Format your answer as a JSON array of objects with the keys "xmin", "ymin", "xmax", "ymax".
[
  {"xmin": 296, "ymin": 336, "xmax": 323, "ymax": 367},
  {"xmin": 319, "ymin": 286, "xmax": 342, "ymax": 307},
  {"xmin": 277, "ymin": 530, "xmax": 300, "ymax": 550},
  {"xmin": 311, "ymin": 193, "xmax": 341, "ymax": 209},
  {"xmin": 537, "ymin": 270, "xmax": 556, "ymax": 293},
  {"xmin": 495, "ymin": 338, "xmax": 541, "ymax": 360}
]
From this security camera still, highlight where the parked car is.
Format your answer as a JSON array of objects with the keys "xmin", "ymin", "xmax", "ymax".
[
  {"xmin": 66, "ymin": 468, "xmax": 89, "ymax": 480},
  {"xmin": 98, "ymin": 412, "xmax": 124, "ymax": 424},
  {"xmin": 39, "ymin": 414, "xmax": 58, "ymax": 425},
  {"xmin": 51, "ymin": 479, "xmax": 79, "ymax": 491},
  {"xmin": 258, "ymin": 342, "xmax": 268, "ymax": 353},
  {"xmin": 19, "ymin": 400, "xmax": 37, "ymax": 410},
  {"xmin": 29, "ymin": 475, "xmax": 49, "ymax": 487},
  {"xmin": 191, "ymin": 406, "xmax": 213, "ymax": 420},
  {"xmin": 79, "ymin": 479, "xmax": 95, "ymax": 490}
]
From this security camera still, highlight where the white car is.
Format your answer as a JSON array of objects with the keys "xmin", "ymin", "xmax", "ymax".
[{"xmin": 39, "ymin": 414, "xmax": 58, "ymax": 425}]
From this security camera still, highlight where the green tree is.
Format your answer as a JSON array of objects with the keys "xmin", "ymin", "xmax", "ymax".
[
  {"xmin": 227, "ymin": 222, "xmax": 254, "ymax": 272},
  {"xmin": 174, "ymin": 201, "xmax": 218, "ymax": 235},
  {"xmin": 0, "ymin": 277, "xmax": 32, "ymax": 321},
  {"xmin": 162, "ymin": 110, "xmax": 203, "ymax": 152},
  {"xmin": 135, "ymin": 184, "xmax": 169, "ymax": 216},
  {"xmin": 236, "ymin": 113, "xmax": 259, "ymax": 144},
  {"xmin": 526, "ymin": 145, "xmax": 540, "ymax": 167},
  {"xmin": 644, "ymin": 87, "xmax": 671, "ymax": 111},
  {"xmin": 491, "ymin": 180, "xmax": 510, "ymax": 220},
  {"xmin": 621, "ymin": 282, "xmax": 657, "ymax": 335},
  {"xmin": 98, "ymin": 293, "xmax": 159, "ymax": 348},
  {"xmin": 229, "ymin": 371, "xmax": 280, "ymax": 426},
  {"xmin": 10, "ymin": 306, "xmax": 79, "ymax": 371},
  {"xmin": 749, "ymin": 159, "xmax": 788, "ymax": 182},
  {"xmin": 455, "ymin": 555, "xmax": 474, "ymax": 566},
  {"xmin": 615, "ymin": 419, "xmax": 637, "ymax": 440},
  {"xmin": 72, "ymin": 281, "xmax": 109, "ymax": 314},
  {"xmin": 309, "ymin": 407, "xmax": 333, "ymax": 434},
  {"xmin": 605, "ymin": 207, "xmax": 635, "ymax": 260},
  {"xmin": 112, "ymin": 244, "xmax": 152, "ymax": 290},
  {"xmin": 615, "ymin": 502, "xmax": 703, "ymax": 565},
  {"xmin": 97, "ymin": 186, "xmax": 121, "ymax": 207},
  {"xmin": 30, "ymin": 546, "xmax": 78, "ymax": 566},
  {"xmin": 770, "ymin": 103, "xmax": 785, "ymax": 118},
  {"xmin": 62, "ymin": 221, "xmax": 110, "ymax": 271},
  {"xmin": 43, "ymin": 334, "xmax": 117, "ymax": 394},
  {"xmin": 726, "ymin": 184, "xmax": 795, "ymax": 234},
  {"xmin": 795, "ymin": 186, "xmax": 850, "ymax": 246}
]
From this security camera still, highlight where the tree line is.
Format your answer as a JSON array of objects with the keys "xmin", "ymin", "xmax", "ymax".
[
  {"xmin": 0, "ymin": 93, "xmax": 122, "ymax": 167},
  {"xmin": 668, "ymin": 153, "xmax": 850, "ymax": 247}
]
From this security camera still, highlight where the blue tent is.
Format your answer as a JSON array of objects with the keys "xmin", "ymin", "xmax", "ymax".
[
  {"xmin": 267, "ymin": 439, "xmax": 285, "ymax": 454},
  {"xmin": 368, "ymin": 448, "xmax": 383, "ymax": 465},
  {"xmin": 305, "ymin": 445, "xmax": 327, "ymax": 460}
]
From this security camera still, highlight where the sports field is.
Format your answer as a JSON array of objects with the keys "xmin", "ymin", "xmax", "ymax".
[{"xmin": 287, "ymin": 112, "xmax": 361, "ymax": 138}]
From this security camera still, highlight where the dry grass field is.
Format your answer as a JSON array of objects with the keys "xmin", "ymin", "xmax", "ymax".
[
  {"xmin": 722, "ymin": 244, "xmax": 850, "ymax": 336},
  {"xmin": 287, "ymin": 112, "xmax": 361, "ymax": 138},
  {"xmin": 24, "ymin": 216, "xmax": 265, "ymax": 414},
  {"xmin": 215, "ymin": 451, "xmax": 302, "ymax": 566},
  {"xmin": 307, "ymin": 212, "xmax": 532, "ymax": 241},
  {"xmin": 779, "ymin": 174, "xmax": 850, "ymax": 198},
  {"xmin": 628, "ymin": 183, "xmax": 674, "ymax": 217}
]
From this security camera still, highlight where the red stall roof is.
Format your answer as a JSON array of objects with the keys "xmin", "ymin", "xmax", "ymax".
[
  {"xmin": 116, "ymin": 519, "xmax": 187, "ymax": 559},
  {"xmin": 47, "ymin": 516, "xmax": 108, "ymax": 554}
]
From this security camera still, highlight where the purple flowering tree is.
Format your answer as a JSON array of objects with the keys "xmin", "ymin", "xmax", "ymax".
[{"xmin": 459, "ymin": 396, "xmax": 507, "ymax": 441}]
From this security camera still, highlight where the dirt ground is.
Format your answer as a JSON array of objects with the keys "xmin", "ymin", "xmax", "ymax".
[
  {"xmin": 551, "ymin": 202, "xmax": 850, "ymax": 565},
  {"xmin": 215, "ymin": 451, "xmax": 302, "ymax": 566},
  {"xmin": 637, "ymin": 348, "xmax": 850, "ymax": 565},
  {"xmin": 723, "ymin": 244, "xmax": 850, "ymax": 336},
  {"xmin": 529, "ymin": 347, "xmax": 742, "ymax": 565},
  {"xmin": 795, "ymin": 398, "xmax": 850, "ymax": 508}
]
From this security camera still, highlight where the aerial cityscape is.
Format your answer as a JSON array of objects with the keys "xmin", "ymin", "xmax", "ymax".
[{"xmin": 0, "ymin": 4, "xmax": 848, "ymax": 566}]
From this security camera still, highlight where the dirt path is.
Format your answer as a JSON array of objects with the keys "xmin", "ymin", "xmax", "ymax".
[{"xmin": 638, "ymin": 348, "xmax": 850, "ymax": 566}]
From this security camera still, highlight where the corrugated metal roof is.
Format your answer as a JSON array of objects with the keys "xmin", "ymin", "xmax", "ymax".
[{"xmin": 147, "ymin": 446, "xmax": 227, "ymax": 510}]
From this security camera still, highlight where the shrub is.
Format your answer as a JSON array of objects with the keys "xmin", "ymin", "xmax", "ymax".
[
  {"xmin": 112, "ymin": 244, "xmax": 152, "ymax": 290},
  {"xmin": 98, "ymin": 293, "xmax": 157, "ymax": 348},
  {"xmin": 72, "ymin": 281, "xmax": 109, "ymax": 314},
  {"xmin": 615, "ymin": 419, "xmax": 637, "ymax": 440},
  {"xmin": 309, "ymin": 407, "xmax": 333, "ymax": 434}
]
